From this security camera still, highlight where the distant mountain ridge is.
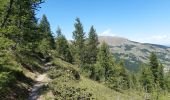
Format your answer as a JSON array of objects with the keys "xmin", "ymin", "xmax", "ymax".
[
  {"xmin": 98, "ymin": 36, "xmax": 170, "ymax": 71},
  {"xmin": 166, "ymin": 45, "xmax": 170, "ymax": 47}
]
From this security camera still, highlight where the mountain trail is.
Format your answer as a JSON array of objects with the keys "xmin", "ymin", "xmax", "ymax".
[{"xmin": 28, "ymin": 64, "xmax": 52, "ymax": 100}]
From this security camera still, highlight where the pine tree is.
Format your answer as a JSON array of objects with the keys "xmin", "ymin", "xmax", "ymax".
[
  {"xmin": 39, "ymin": 14, "xmax": 55, "ymax": 49},
  {"xmin": 158, "ymin": 63, "xmax": 165, "ymax": 89},
  {"xmin": 150, "ymin": 52, "xmax": 159, "ymax": 83},
  {"xmin": 56, "ymin": 26, "xmax": 62, "ymax": 37},
  {"xmin": 56, "ymin": 27, "xmax": 73, "ymax": 63},
  {"xmin": 0, "ymin": 1, "xmax": 14, "ymax": 49},
  {"xmin": 107, "ymin": 60, "xmax": 130, "ymax": 90},
  {"xmin": 55, "ymin": 27, "xmax": 63, "ymax": 56},
  {"xmin": 97, "ymin": 42, "xmax": 113, "ymax": 80},
  {"xmin": 149, "ymin": 52, "xmax": 165, "ymax": 89},
  {"xmin": 86, "ymin": 26, "xmax": 99, "ymax": 64},
  {"xmin": 0, "ymin": 0, "xmax": 44, "ymax": 52},
  {"xmin": 139, "ymin": 66, "xmax": 154, "ymax": 92},
  {"xmin": 72, "ymin": 18, "xmax": 86, "ymax": 65},
  {"xmin": 0, "ymin": 0, "xmax": 44, "ymax": 98},
  {"xmin": 69, "ymin": 43, "xmax": 77, "ymax": 63},
  {"xmin": 118, "ymin": 60, "xmax": 131, "ymax": 89},
  {"xmin": 0, "ymin": 0, "xmax": 14, "ymax": 28}
]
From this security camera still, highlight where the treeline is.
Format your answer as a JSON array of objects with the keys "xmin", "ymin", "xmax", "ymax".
[{"xmin": 54, "ymin": 18, "xmax": 170, "ymax": 99}]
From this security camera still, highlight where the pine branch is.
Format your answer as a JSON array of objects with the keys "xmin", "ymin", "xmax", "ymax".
[{"xmin": 1, "ymin": 0, "xmax": 14, "ymax": 28}]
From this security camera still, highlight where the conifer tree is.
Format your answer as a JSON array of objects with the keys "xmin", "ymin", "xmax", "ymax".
[
  {"xmin": 157, "ymin": 63, "xmax": 165, "ymax": 89},
  {"xmin": 139, "ymin": 66, "xmax": 154, "ymax": 92},
  {"xmin": 56, "ymin": 26, "xmax": 62, "ymax": 37},
  {"xmin": 56, "ymin": 27, "xmax": 73, "ymax": 63},
  {"xmin": 86, "ymin": 26, "xmax": 99, "ymax": 64},
  {"xmin": 149, "ymin": 52, "xmax": 165, "ymax": 89},
  {"xmin": 150, "ymin": 52, "xmax": 159, "ymax": 83},
  {"xmin": 106, "ymin": 60, "xmax": 130, "ymax": 90},
  {"xmin": 0, "ymin": 0, "xmax": 43, "ymax": 98},
  {"xmin": 72, "ymin": 18, "xmax": 86, "ymax": 65},
  {"xmin": 118, "ymin": 60, "xmax": 131, "ymax": 89},
  {"xmin": 97, "ymin": 42, "xmax": 113, "ymax": 80},
  {"xmin": 39, "ymin": 14, "xmax": 55, "ymax": 50},
  {"xmin": 0, "ymin": 0, "xmax": 44, "ymax": 52}
]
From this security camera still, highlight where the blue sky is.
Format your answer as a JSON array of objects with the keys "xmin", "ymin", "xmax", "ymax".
[{"xmin": 36, "ymin": 0, "xmax": 170, "ymax": 45}]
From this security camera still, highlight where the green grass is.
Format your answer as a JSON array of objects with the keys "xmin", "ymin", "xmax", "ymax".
[{"xmin": 78, "ymin": 77, "xmax": 143, "ymax": 100}]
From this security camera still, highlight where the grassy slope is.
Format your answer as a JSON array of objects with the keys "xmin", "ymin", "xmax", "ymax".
[
  {"xmin": 78, "ymin": 77, "xmax": 142, "ymax": 100},
  {"xmin": 48, "ymin": 58, "xmax": 143, "ymax": 100}
]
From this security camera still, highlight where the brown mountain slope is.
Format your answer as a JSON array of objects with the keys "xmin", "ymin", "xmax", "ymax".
[{"xmin": 98, "ymin": 36, "xmax": 170, "ymax": 71}]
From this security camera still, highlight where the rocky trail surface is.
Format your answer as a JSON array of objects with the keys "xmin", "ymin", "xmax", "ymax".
[{"xmin": 28, "ymin": 63, "xmax": 52, "ymax": 100}]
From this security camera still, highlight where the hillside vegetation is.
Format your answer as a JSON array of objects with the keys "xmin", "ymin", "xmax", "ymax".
[
  {"xmin": 0, "ymin": 0, "xmax": 170, "ymax": 100},
  {"xmin": 46, "ymin": 58, "xmax": 143, "ymax": 100}
]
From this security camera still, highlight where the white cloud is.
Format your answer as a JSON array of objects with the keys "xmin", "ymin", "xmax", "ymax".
[
  {"xmin": 133, "ymin": 34, "xmax": 170, "ymax": 45},
  {"xmin": 99, "ymin": 29, "xmax": 116, "ymax": 36},
  {"xmin": 99, "ymin": 30, "xmax": 170, "ymax": 45},
  {"xmin": 150, "ymin": 35, "xmax": 167, "ymax": 40}
]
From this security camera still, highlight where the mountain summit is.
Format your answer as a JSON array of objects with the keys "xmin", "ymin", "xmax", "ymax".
[
  {"xmin": 99, "ymin": 36, "xmax": 170, "ymax": 71},
  {"xmin": 99, "ymin": 36, "xmax": 129, "ymax": 46}
]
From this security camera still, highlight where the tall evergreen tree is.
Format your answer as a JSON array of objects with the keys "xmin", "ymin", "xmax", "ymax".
[
  {"xmin": 0, "ymin": 0, "xmax": 44, "ymax": 52},
  {"xmin": 0, "ymin": 0, "xmax": 44, "ymax": 98},
  {"xmin": 56, "ymin": 26, "xmax": 62, "ymax": 37},
  {"xmin": 149, "ymin": 52, "xmax": 165, "ymax": 89},
  {"xmin": 118, "ymin": 60, "xmax": 130, "ymax": 89},
  {"xmin": 72, "ymin": 18, "xmax": 86, "ymax": 65},
  {"xmin": 150, "ymin": 52, "xmax": 159, "ymax": 83},
  {"xmin": 56, "ymin": 27, "xmax": 73, "ymax": 63},
  {"xmin": 106, "ymin": 60, "xmax": 130, "ymax": 91},
  {"xmin": 139, "ymin": 66, "xmax": 154, "ymax": 92},
  {"xmin": 86, "ymin": 26, "xmax": 99, "ymax": 64},
  {"xmin": 39, "ymin": 14, "xmax": 55, "ymax": 49},
  {"xmin": 157, "ymin": 63, "xmax": 165, "ymax": 89},
  {"xmin": 97, "ymin": 42, "xmax": 113, "ymax": 80}
]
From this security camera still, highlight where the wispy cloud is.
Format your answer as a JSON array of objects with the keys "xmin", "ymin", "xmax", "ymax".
[
  {"xmin": 99, "ymin": 29, "xmax": 116, "ymax": 36},
  {"xmin": 133, "ymin": 34, "xmax": 170, "ymax": 45},
  {"xmin": 99, "ymin": 29, "xmax": 170, "ymax": 45}
]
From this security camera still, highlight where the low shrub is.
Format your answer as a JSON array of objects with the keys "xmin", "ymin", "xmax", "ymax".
[
  {"xmin": 47, "ymin": 59, "xmax": 94, "ymax": 99},
  {"xmin": 0, "ymin": 72, "xmax": 16, "ymax": 93}
]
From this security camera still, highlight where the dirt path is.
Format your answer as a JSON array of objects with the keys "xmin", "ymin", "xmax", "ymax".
[
  {"xmin": 28, "ymin": 73, "xmax": 50, "ymax": 100},
  {"xmin": 28, "ymin": 62, "xmax": 53, "ymax": 100}
]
